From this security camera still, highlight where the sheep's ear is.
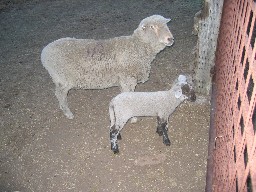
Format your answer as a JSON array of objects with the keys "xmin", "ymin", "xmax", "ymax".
[
  {"xmin": 174, "ymin": 89, "xmax": 182, "ymax": 98},
  {"xmin": 165, "ymin": 18, "xmax": 171, "ymax": 23},
  {"xmin": 141, "ymin": 24, "xmax": 147, "ymax": 30}
]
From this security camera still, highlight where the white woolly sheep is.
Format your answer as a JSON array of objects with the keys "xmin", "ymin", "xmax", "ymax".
[
  {"xmin": 41, "ymin": 15, "xmax": 174, "ymax": 119},
  {"xmin": 109, "ymin": 75, "xmax": 196, "ymax": 154}
]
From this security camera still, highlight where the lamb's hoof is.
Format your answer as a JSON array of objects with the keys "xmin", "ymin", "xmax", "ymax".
[
  {"xmin": 111, "ymin": 144, "xmax": 119, "ymax": 154},
  {"xmin": 113, "ymin": 149, "xmax": 119, "ymax": 154},
  {"xmin": 164, "ymin": 139, "xmax": 171, "ymax": 146},
  {"xmin": 130, "ymin": 117, "xmax": 138, "ymax": 123},
  {"xmin": 156, "ymin": 130, "xmax": 163, "ymax": 136},
  {"xmin": 112, "ymin": 147, "xmax": 119, "ymax": 154},
  {"xmin": 117, "ymin": 133, "xmax": 122, "ymax": 140}
]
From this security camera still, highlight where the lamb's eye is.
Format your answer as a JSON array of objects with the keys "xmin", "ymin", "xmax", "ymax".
[{"xmin": 150, "ymin": 25, "xmax": 155, "ymax": 29}]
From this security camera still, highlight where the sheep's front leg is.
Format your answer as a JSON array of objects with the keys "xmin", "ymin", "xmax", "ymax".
[
  {"xmin": 55, "ymin": 83, "xmax": 74, "ymax": 119},
  {"xmin": 157, "ymin": 117, "xmax": 171, "ymax": 146},
  {"xmin": 110, "ymin": 125, "xmax": 121, "ymax": 154},
  {"xmin": 120, "ymin": 76, "xmax": 138, "ymax": 123}
]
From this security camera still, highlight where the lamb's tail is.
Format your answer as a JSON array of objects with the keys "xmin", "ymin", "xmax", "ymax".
[{"xmin": 109, "ymin": 100, "xmax": 116, "ymax": 128}]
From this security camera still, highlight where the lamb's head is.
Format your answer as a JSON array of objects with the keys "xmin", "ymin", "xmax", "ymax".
[
  {"xmin": 174, "ymin": 75, "xmax": 196, "ymax": 102},
  {"xmin": 134, "ymin": 15, "xmax": 174, "ymax": 50},
  {"xmin": 181, "ymin": 84, "xmax": 196, "ymax": 102}
]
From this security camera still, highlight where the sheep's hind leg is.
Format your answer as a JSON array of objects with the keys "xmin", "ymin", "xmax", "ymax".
[
  {"xmin": 157, "ymin": 117, "xmax": 171, "ymax": 146},
  {"xmin": 110, "ymin": 125, "xmax": 120, "ymax": 154},
  {"xmin": 55, "ymin": 83, "xmax": 74, "ymax": 119}
]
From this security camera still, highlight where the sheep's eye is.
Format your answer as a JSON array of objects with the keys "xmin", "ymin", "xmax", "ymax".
[
  {"xmin": 150, "ymin": 25, "xmax": 155, "ymax": 29},
  {"xmin": 141, "ymin": 25, "xmax": 146, "ymax": 30}
]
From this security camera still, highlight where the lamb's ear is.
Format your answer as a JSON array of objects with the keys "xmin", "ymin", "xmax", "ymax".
[
  {"xmin": 178, "ymin": 75, "xmax": 186, "ymax": 82},
  {"xmin": 174, "ymin": 89, "xmax": 182, "ymax": 98}
]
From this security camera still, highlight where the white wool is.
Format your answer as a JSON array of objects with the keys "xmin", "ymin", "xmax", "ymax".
[
  {"xmin": 109, "ymin": 74, "xmax": 194, "ymax": 129},
  {"xmin": 108, "ymin": 74, "xmax": 196, "ymax": 153}
]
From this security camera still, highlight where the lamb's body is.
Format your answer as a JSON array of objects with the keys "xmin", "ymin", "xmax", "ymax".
[
  {"xmin": 41, "ymin": 15, "xmax": 174, "ymax": 119},
  {"xmin": 109, "ymin": 75, "xmax": 196, "ymax": 153},
  {"xmin": 109, "ymin": 90, "xmax": 179, "ymax": 127}
]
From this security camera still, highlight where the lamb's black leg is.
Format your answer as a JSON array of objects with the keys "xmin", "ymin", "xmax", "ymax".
[
  {"xmin": 157, "ymin": 117, "xmax": 171, "ymax": 146},
  {"xmin": 110, "ymin": 125, "xmax": 120, "ymax": 154},
  {"xmin": 162, "ymin": 123, "xmax": 171, "ymax": 146},
  {"xmin": 156, "ymin": 116, "xmax": 163, "ymax": 136}
]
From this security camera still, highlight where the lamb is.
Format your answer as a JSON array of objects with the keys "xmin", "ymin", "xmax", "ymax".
[
  {"xmin": 109, "ymin": 75, "xmax": 196, "ymax": 154},
  {"xmin": 41, "ymin": 15, "xmax": 174, "ymax": 119}
]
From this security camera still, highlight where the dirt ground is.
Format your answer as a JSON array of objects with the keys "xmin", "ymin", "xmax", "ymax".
[{"xmin": 0, "ymin": 0, "xmax": 210, "ymax": 191}]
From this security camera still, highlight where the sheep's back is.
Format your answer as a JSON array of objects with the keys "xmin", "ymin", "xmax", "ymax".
[
  {"xmin": 41, "ymin": 37, "xmax": 156, "ymax": 89},
  {"xmin": 41, "ymin": 38, "xmax": 121, "ymax": 88}
]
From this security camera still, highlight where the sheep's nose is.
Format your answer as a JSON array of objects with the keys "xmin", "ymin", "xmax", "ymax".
[
  {"xmin": 168, "ymin": 37, "xmax": 174, "ymax": 42},
  {"xmin": 167, "ymin": 37, "xmax": 174, "ymax": 46},
  {"xmin": 168, "ymin": 37, "xmax": 174, "ymax": 41}
]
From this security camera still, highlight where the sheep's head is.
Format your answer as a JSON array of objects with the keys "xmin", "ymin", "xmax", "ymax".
[
  {"xmin": 135, "ymin": 15, "xmax": 174, "ymax": 50},
  {"xmin": 174, "ymin": 75, "xmax": 196, "ymax": 102}
]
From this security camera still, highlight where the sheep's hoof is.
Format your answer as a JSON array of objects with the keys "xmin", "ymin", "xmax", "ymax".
[
  {"xmin": 64, "ymin": 111, "xmax": 74, "ymax": 119},
  {"xmin": 164, "ymin": 139, "xmax": 171, "ymax": 146}
]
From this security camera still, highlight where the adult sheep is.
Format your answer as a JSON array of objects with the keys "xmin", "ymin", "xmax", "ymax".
[{"xmin": 41, "ymin": 15, "xmax": 174, "ymax": 119}]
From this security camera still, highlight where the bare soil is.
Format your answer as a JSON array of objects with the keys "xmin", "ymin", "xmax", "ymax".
[{"xmin": 0, "ymin": 0, "xmax": 210, "ymax": 191}]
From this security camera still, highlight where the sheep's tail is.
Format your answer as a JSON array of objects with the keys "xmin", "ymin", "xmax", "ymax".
[{"xmin": 109, "ymin": 100, "xmax": 116, "ymax": 128}]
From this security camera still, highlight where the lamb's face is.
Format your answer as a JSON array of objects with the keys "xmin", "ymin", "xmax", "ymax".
[{"xmin": 181, "ymin": 84, "xmax": 196, "ymax": 102}]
